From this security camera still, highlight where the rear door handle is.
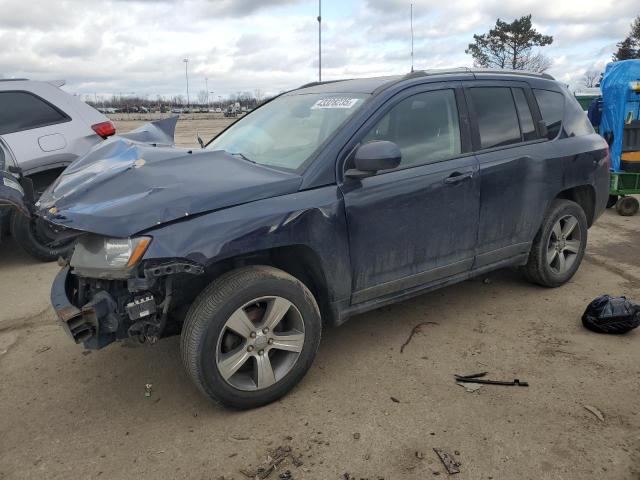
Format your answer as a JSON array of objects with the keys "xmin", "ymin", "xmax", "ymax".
[{"xmin": 444, "ymin": 171, "xmax": 474, "ymax": 184}]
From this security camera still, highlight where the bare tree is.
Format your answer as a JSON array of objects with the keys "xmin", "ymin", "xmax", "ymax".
[
  {"xmin": 582, "ymin": 70, "xmax": 600, "ymax": 88},
  {"xmin": 197, "ymin": 90, "xmax": 208, "ymax": 106},
  {"xmin": 521, "ymin": 51, "xmax": 553, "ymax": 73}
]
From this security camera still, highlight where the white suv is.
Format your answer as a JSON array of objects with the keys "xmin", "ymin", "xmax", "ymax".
[{"xmin": 0, "ymin": 79, "xmax": 116, "ymax": 261}]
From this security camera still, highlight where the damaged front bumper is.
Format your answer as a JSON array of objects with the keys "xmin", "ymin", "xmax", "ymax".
[
  {"xmin": 51, "ymin": 260, "xmax": 204, "ymax": 349},
  {"xmin": 51, "ymin": 267, "xmax": 124, "ymax": 349}
]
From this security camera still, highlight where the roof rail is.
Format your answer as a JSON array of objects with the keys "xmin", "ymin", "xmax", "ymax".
[
  {"xmin": 0, "ymin": 78, "xmax": 28, "ymax": 82},
  {"xmin": 467, "ymin": 68, "xmax": 555, "ymax": 80},
  {"xmin": 401, "ymin": 67, "xmax": 554, "ymax": 81}
]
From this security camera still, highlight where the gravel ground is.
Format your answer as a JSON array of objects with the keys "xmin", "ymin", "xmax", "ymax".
[
  {"xmin": 0, "ymin": 117, "xmax": 638, "ymax": 479},
  {"xmin": 108, "ymin": 112, "xmax": 241, "ymax": 147}
]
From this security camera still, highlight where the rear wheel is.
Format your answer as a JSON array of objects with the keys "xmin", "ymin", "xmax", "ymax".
[
  {"xmin": 523, "ymin": 199, "xmax": 588, "ymax": 287},
  {"xmin": 615, "ymin": 196, "xmax": 639, "ymax": 216},
  {"xmin": 181, "ymin": 266, "xmax": 321, "ymax": 409},
  {"xmin": 10, "ymin": 212, "xmax": 74, "ymax": 262}
]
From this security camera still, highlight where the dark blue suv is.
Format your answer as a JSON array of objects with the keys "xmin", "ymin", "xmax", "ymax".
[{"xmin": 45, "ymin": 69, "xmax": 610, "ymax": 408}]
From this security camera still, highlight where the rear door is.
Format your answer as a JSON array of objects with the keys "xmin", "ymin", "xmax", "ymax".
[
  {"xmin": 341, "ymin": 83, "xmax": 480, "ymax": 304},
  {"xmin": 464, "ymin": 81, "xmax": 552, "ymax": 267},
  {"xmin": 0, "ymin": 90, "xmax": 75, "ymax": 175}
]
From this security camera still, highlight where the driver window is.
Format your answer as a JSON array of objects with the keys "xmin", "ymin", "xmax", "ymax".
[{"xmin": 362, "ymin": 89, "xmax": 461, "ymax": 167}]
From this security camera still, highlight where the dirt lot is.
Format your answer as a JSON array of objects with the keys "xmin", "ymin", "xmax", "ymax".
[
  {"xmin": 108, "ymin": 113, "xmax": 241, "ymax": 147},
  {"xmin": 0, "ymin": 117, "xmax": 639, "ymax": 479}
]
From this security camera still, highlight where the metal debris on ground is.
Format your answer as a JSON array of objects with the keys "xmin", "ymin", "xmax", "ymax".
[
  {"xmin": 390, "ymin": 396, "xmax": 400, "ymax": 403},
  {"xmin": 454, "ymin": 372, "xmax": 528, "ymax": 387},
  {"xmin": 240, "ymin": 445, "xmax": 303, "ymax": 479},
  {"xmin": 584, "ymin": 405, "xmax": 605, "ymax": 422},
  {"xmin": 433, "ymin": 448, "xmax": 461, "ymax": 475},
  {"xmin": 456, "ymin": 381, "xmax": 483, "ymax": 393},
  {"xmin": 400, "ymin": 321, "xmax": 438, "ymax": 353},
  {"xmin": 144, "ymin": 383, "xmax": 152, "ymax": 397}
]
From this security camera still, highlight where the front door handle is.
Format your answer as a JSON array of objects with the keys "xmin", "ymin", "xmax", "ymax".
[{"xmin": 444, "ymin": 171, "xmax": 474, "ymax": 184}]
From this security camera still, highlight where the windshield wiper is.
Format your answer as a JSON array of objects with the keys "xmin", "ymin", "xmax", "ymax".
[{"xmin": 229, "ymin": 152, "xmax": 256, "ymax": 163}]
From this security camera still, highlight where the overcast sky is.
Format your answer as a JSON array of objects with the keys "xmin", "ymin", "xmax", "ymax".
[{"xmin": 1, "ymin": 0, "xmax": 638, "ymax": 101}]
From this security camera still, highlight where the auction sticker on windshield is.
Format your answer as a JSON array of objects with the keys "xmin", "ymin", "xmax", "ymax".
[{"xmin": 311, "ymin": 98, "xmax": 360, "ymax": 109}]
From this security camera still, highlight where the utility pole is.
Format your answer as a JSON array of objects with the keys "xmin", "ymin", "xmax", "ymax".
[
  {"xmin": 205, "ymin": 77, "xmax": 209, "ymax": 108},
  {"xmin": 318, "ymin": 0, "xmax": 322, "ymax": 82},
  {"xmin": 410, "ymin": 3, "xmax": 414, "ymax": 72},
  {"xmin": 183, "ymin": 58, "xmax": 190, "ymax": 108}
]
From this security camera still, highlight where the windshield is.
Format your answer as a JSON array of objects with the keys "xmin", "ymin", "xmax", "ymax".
[{"xmin": 207, "ymin": 93, "xmax": 368, "ymax": 170}]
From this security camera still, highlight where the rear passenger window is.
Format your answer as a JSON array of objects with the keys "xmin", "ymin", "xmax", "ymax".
[
  {"xmin": 534, "ymin": 89, "xmax": 564, "ymax": 140},
  {"xmin": 363, "ymin": 89, "xmax": 461, "ymax": 167},
  {"xmin": 0, "ymin": 91, "xmax": 69, "ymax": 135},
  {"xmin": 468, "ymin": 87, "xmax": 521, "ymax": 149},
  {"xmin": 512, "ymin": 88, "xmax": 538, "ymax": 141}
]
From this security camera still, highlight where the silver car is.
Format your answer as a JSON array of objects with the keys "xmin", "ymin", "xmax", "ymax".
[{"xmin": 0, "ymin": 79, "xmax": 115, "ymax": 261}]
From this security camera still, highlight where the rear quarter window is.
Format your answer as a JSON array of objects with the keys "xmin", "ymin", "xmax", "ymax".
[
  {"xmin": 563, "ymin": 95, "xmax": 595, "ymax": 137},
  {"xmin": 0, "ymin": 91, "xmax": 70, "ymax": 135},
  {"xmin": 533, "ymin": 89, "xmax": 564, "ymax": 140}
]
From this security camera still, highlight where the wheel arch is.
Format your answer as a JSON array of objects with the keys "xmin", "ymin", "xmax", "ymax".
[
  {"xmin": 555, "ymin": 185, "xmax": 596, "ymax": 227},
  {"xmin": 202, "ymin": 245, "xmax": 335, "ymax": 325},
  {"xmin": 25, "ymin": 166, "xmax": 66, "ymax": 195}
]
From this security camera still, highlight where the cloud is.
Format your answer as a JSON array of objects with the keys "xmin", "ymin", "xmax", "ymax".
[
  {"xmin": 198, "ymin": 0, "xmax": 303, "ymax": 18},
  {"xmin": 0, "ymin": 0, "xmax": 637, "ymax": 98}
]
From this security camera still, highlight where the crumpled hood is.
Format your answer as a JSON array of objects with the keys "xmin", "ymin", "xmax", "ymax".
[{"xmin": 38, "ymin": 135, "xmax": 301, "ymax": 238}]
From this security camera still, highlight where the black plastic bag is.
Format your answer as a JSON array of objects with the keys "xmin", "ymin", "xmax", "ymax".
[{"xmin": 582, "ymin": 295, "xmax": 640, "ymax": 334}]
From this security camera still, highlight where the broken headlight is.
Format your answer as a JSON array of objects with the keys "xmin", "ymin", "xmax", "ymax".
[{"xmin": 71, "ymin": 235, "xmax": 152, "ymax": 275}]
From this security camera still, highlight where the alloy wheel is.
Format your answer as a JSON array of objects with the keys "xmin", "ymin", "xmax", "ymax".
[
  {"xmin": 546, "ymin": 214, "xmax": 582, "ymax": 275},
  {"xmin": 216, "ymin": 296, "xmax": 305, "ymax": 391}
]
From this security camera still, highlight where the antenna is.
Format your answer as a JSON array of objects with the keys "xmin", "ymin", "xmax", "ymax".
[
  {"xmin": 318, "ymin": 0, "xmax": 322, "ymax": 82},
  {"xmin": 410, "ymin": 3, "xmax": 414, "ymax": 72}
]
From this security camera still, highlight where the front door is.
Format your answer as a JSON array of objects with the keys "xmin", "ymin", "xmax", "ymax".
[{"xmin": 341, "ymin": 85, "xmax": 480, "ymax": 304}]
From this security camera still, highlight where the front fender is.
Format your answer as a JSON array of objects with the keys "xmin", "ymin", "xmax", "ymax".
[{"xmin": 141, "ymin": 185, "xmax": 352, "ymax": 303}]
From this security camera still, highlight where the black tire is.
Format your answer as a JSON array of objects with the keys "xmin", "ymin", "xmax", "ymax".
[
  {"xmin": 615, "ymin": 196, "xmax": 639, "ymax": 216},
  {"xmin": 180, "ymin": 265, "xmax": 322, "ymax": 409},
  {"xmin": 523, "ymin": 199, "xmax": 588, "ymax": 288},
  {"xmin": 606, "ymin": 195, "xmax": 618, "ymax": 209},
  {"xmin": 10, "ymin": 212, "xmax": 74, "ymax": 262}
]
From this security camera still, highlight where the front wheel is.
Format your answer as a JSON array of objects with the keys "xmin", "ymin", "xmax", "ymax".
[
  {"xmin": 523, "ymin": 199, "xmax": 588, "ymax": 288},
  {"xmin": 180, "ymin": 266, "xmax": 321, "ymax": 409}
]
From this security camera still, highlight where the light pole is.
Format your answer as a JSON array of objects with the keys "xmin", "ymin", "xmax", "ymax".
[
  {"xmin": 410, "ymin": 3, "xmax": 414, "ymax": 72},
  {"xmin": 183, "ymin": 58, "xmax": 190, "ymax": 109},
  {"xmin": 317, "ymin": 0, "xmax": 322, "ymax": 82},
  {"xmin": 205, "ymin": 77, "xmax": 209, "ymax": 108},
  {"xmin": 209, "ymin": 91, "xmax": 215, "ymax": 110}
]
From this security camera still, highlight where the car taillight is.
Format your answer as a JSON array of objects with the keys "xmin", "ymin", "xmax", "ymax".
[{"xmin": 91, "ymin": 121, "xmax": 116, "ymax": 139}]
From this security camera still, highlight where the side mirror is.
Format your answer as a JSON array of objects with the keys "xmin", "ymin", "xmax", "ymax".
[{"xmin": 345, "ymin": 141, "xmax": 401, "ymax": 179}]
